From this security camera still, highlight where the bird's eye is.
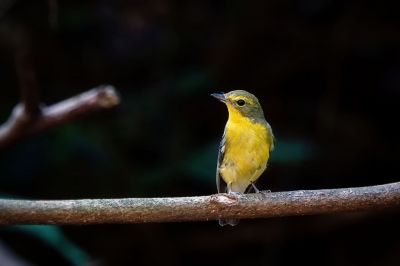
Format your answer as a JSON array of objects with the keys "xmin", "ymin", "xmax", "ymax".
[{"xmin": 236, "ymin": 99, "xmax": 245, "ymax": 106}]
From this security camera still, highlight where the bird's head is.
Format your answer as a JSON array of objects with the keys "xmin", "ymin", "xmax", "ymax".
[{"xmin": 211, "ymin": 90, "xmax": 265, "ymax": 120}]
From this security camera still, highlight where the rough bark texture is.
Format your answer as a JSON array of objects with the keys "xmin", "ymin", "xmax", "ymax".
[
  {"xmin": 0, "ymin": 182, "xmax": 399, "ymax": 225},
  {"xmin": 0, "ymin": 85, "xmax": 119, "ymax": 147}
]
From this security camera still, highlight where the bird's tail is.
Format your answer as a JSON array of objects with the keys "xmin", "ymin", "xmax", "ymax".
[{"xmin": 219, "ymin": 219, "xmax": 239, "ymax": 226}]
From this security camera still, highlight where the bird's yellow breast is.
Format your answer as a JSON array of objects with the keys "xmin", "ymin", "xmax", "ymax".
[{"xmin": 219, "ymin": 106, "xmax": 272, "ymax": 192}]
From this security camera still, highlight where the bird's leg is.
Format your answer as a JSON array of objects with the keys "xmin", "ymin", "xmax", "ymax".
[
  {"xmin": 251, "ymin": 182, "xmax": 260, "ymax": 193},
  {"xmin": 251, "ymin": 182, "xmax": 271, "ymax": 195}
]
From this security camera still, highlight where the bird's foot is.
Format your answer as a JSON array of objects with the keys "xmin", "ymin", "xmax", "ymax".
[
  {"xmin": 259, "ymin": 190, "xmax": 272, "ymax": 198},
  {"xmin": 228, "ymin": 191, "xmax": 243, "ymax": 196},
  {"xmin": 251, "ymin": 183, "xmax": 271, "ymax": 196},
  {"xmin": 226, "ymin": 191, "xmax": 244, "ymax": 200}
]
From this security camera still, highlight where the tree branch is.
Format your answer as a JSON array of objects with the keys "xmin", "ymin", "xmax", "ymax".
[
  {"xmin": 0, "ymin": 85, "xmax": 120, "ymax": 148},
  {"xmin": 0, "ymin": 182, "xmax": 399, "ymax": 225}
]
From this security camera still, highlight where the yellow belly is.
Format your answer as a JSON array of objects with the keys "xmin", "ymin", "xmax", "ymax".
[{"xmin": 219, "ymin": 116, "xmax": 272, "ymax": 193}]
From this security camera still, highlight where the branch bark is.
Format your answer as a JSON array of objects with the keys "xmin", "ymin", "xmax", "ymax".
[
  {"xmin": 0, "ymin": 182, "xmax": 399, "ymax": 225},
  {"xmin": 0, "ymin": 85, "xmax": 120, "ymax": 148}
]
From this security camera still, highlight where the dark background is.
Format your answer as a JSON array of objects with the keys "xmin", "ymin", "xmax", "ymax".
[{"xmin": 1, "ymin": 1, "xmax": 399, "ymax": 265}]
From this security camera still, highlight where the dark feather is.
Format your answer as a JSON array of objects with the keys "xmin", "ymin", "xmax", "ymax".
[{"xmin": 216, "ymin": 129, "xmax": 227, "ymax": 193}]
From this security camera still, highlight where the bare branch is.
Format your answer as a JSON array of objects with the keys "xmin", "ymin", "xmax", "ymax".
[
  {"xmin": 0, "ymin": 85, "xmax": 120, "ymax": 148},
  {"xmin": 0, "ymin": 182, "xmax": 399, "ymax": 225}
]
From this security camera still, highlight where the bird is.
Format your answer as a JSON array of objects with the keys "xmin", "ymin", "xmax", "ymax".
[{"xmin": 211, "ymin": 90, "xmax": 274, "ymax": 226}]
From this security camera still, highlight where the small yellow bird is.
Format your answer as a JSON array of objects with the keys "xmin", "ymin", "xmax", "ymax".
[{"xmin": 211, "ymin": 90, "xmax": 274, "ymax": 226}]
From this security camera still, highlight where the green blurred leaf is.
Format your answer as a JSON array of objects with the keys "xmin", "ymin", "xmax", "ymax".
[{"xmin": 6, "ymin": 225, "xmax": 90, "ymax": 266}]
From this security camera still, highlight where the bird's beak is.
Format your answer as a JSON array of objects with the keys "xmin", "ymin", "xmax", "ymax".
[{"xmin": 211, "ymin": 92, "xmax": 226, "ymax": 102}]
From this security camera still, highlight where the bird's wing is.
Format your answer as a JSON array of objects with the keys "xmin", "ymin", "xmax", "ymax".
[
  {"xmin": 266, "ymin": 122, "xmax": 275, "ymax": 152},
  {"xmin": 216, "ymin": 129, "xmax": 227, "ymax": 193}
]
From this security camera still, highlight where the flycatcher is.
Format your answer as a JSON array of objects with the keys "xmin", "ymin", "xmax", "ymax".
[{"xmin": 211, "ymin": 90, "xmax": 274, "ymax": 226}]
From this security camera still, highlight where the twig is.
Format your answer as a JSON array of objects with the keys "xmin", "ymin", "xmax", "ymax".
[
  {"xmin": 0, "ymin": 85, "xmax": 120, "ymax": 148},
  {"xmin": 0, "ymin": 182, "xmax": 399, "ymax": 225}
]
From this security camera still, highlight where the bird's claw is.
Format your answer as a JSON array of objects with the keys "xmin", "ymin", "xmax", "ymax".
[{"xmin": 227, "ymin": 191, "xmax": 244, "ymax": 200}]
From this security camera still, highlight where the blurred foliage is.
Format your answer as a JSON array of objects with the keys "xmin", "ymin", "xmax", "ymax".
[
  {"xmin": 4, "ymin": 225, "xmax": 90, "ymax": 266},
  {"xmin": 1, "ymin": 0, "xmax": 400, "ymax": 265}
]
